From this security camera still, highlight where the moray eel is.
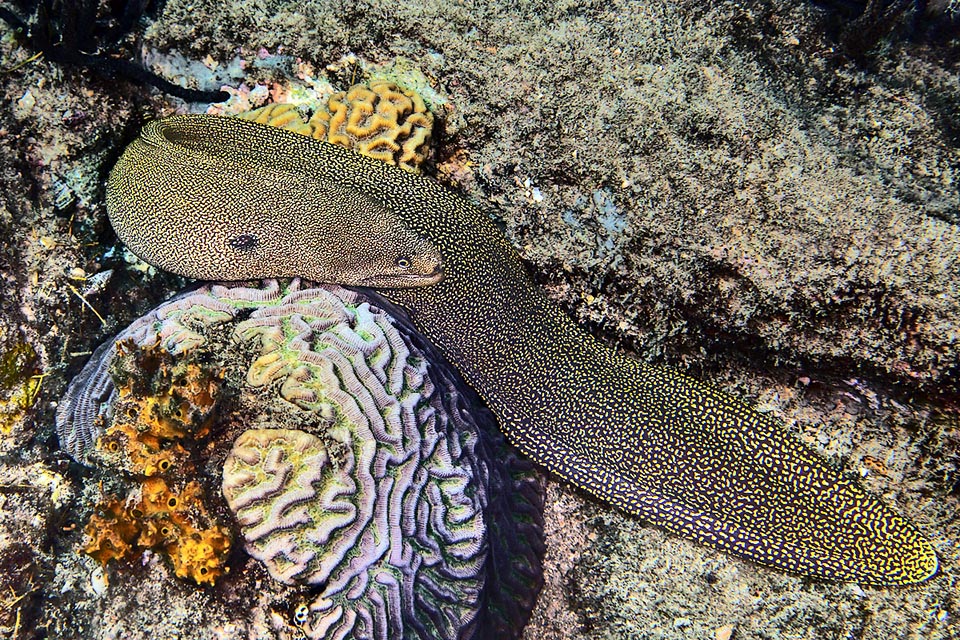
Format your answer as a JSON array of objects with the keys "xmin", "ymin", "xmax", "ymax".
[
  {"xmin": 107, "ymin": 121, "xmax": 443, "ymax": 287},
  {"xmin": 107, "ymin": 115, "xmax": 938, "ymax": 586}
]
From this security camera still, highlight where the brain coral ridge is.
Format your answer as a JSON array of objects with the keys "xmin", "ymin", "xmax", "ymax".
[{"xmin": 57, "ymin": 278, "xmax": 544, "ymax": 640}]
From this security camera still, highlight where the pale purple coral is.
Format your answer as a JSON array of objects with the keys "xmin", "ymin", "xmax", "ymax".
[{"xmin": 56, "ymin": 279, "xmax": 544, "ymax": 640}]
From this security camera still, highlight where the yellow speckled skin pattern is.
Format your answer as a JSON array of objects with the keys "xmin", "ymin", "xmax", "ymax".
[
  {"xmin": 107, "ymin": 115, "xmax": 938, "ymax": 586},
  {"xmin": 106, "ymin": 117, "xmax": 443, "ymax": 288}
]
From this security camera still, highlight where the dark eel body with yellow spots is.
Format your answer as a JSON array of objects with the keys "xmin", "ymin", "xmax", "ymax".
[{"xmin": 107, "ymin": 115, "xmax": 938, "ymax": 586}]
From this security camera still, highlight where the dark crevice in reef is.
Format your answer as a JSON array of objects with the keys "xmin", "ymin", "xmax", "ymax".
[{"xmin": 0, "ymin": 0, "xmax": 227, "ymax": 102}]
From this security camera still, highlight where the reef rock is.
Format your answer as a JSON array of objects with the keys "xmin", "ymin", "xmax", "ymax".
[{"xmin": 56, "ymin": 279, "xmax": 544, "ymax": 640}]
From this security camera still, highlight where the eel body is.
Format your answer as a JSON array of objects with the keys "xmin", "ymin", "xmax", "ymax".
[{"xmin": 107, "ymin": 115, "xmax": 938, "ymax": 585}]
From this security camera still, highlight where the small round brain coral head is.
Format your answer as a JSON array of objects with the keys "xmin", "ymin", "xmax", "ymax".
[
  {"xmin": 237, "ymin": 80, "xmax": 435, "ymax": 172},
  {"xmin": 57, "ymin": 279, "xmax": 545, "ymax": 640}
]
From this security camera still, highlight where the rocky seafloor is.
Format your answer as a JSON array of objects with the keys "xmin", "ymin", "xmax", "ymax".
[{"xmin": 0, "ymin": 0, "xmax": 957, "ymax": 638}]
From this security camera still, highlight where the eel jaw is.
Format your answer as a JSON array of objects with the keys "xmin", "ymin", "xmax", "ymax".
[{"xmin": 359, "ymin": 266, "xmax": 445, "ymax": 288}]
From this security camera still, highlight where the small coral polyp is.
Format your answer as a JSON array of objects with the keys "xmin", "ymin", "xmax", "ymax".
[
  {"xmin": 237, "ymin": 80, "xmax": 434, "ymax": 172},
  {"xmin": 58, "ymin": 279, "xmax": 544, "ymax": 640}
]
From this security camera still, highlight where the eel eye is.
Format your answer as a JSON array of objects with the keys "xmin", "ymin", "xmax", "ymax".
[
  {"xmin": 396, "ymin": 256, "xmax": 412, "ymax": 269},
  {"xmin": 229, "ymin": 234, "xmax": 259, "ymax": 251}
]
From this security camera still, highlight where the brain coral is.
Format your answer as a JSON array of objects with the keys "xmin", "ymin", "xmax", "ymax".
[
  {"xmin": 237, "ymin": 80, "xmax": 434, "ymax": 172},
  {"xmin": 57, "ymin": 279, "xmax": 544, "ymax": 640}
]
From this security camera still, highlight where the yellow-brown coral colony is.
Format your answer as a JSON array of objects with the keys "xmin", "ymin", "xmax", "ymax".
[
  {"xmin": 82, "ymin": 477, "xmax": 230, "ymax": 585},
  {"xmin": 237, "ymin": 102, "xmax": 313, "ymax": 136},
  {"xmin": 81, "ymin": 341, "xmax": 230, "ymax": 585},
  {"xmin": 94, "ymin": 339, "xmax": 221, "ymax": 476},
  {"xmin": 238, "ymin": 80, "xmax": 434, "ymax": 172}
]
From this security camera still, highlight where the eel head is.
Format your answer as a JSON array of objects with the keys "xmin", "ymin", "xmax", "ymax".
[{"xmin": 105, "ymin": 116, "xmax": 443, "ymax": 288}]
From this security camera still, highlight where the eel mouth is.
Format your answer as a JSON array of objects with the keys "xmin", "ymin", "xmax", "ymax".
[{"xmin": 360, "ymin": 266, "xmax": 444, "ymax": 288}]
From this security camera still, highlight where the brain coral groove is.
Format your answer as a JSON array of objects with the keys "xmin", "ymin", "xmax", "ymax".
[{"xmin": 57, "ymin": 279, "xmax": 544, "ymax": 640}]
